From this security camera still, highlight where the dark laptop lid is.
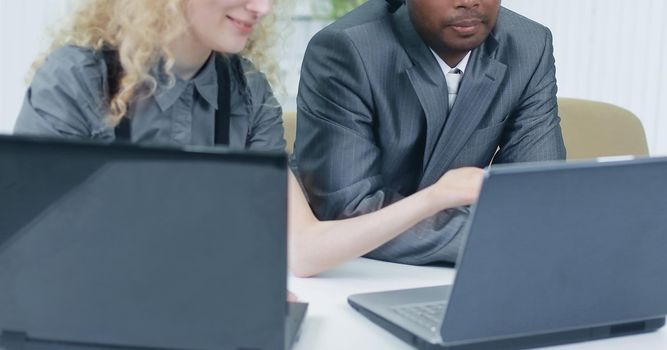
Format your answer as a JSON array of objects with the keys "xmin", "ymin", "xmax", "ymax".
[
  {"xmin": 441, "ymin": 157, "xmax": 667, "ymax": 344},
  {"xmin": 0, "ymin": 135, "xmax": 288, "ymax": 350}
]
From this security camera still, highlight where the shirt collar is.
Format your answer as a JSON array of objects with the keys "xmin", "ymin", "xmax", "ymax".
[
  {"xmin": 430, "ymin": 50, "xmax": 472, "ymax": 75},
  {"xmin": 192, "ymin": 54, "xmax": 218, "ymax": 109},
  {"xmin": 153, "ymin": 54, "xmax": 219, "ymax": 111}
]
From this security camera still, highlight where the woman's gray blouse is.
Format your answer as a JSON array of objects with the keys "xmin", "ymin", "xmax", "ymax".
[{"xmin": 14, "ymin": 45, "xmax": 286, "ymax": 151}]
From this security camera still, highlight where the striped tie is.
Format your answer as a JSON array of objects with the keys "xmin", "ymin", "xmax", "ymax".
[{"xmin": 446, "ymin": 68, "xmax": 463, "ymax": 109}]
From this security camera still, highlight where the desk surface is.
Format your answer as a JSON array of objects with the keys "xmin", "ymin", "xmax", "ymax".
[{"xmin": 289, "ymin": 258, "xmax": 667, "ymax": 350}]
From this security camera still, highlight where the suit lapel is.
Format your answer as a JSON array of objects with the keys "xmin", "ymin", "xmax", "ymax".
[
  {"xmin": 391, "ymin": 6, "xmax": 508, "ymax": 187},
  {"xmin": 391, "ymin": 7, "xmax": 451, "ymax": 172},
  {"xmin": 420, "ymin": 35, "xmax": 507, "ymax": 187}
]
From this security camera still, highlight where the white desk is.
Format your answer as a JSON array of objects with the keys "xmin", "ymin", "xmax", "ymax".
[{"xmin": 289, "ymin": 258, "xmax": 667, "ymax": 350}]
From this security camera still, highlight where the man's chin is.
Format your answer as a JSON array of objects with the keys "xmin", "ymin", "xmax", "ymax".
[{"xmin": 446, "ymin": 37, "xmax": 488, "ymax": 52}]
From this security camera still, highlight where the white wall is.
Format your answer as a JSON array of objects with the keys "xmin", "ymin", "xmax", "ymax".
[
  {"xmin": 503, "ymin": 0, "xmax": 667, "ymax": 155},
  {"xmin": 0, "ymin": 0, "xmax": 79, "ymax": 133},
  {"xmin": 2, "ymin": 0, "xmax": 666, "ymax": 155}
]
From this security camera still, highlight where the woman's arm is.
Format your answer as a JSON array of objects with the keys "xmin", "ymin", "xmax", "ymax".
[{"xmin": 288, "ymin": 167, "xmax": 485, "ymax": 277}]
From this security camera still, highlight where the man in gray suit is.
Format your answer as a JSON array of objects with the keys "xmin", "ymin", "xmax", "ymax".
[{"xmin": 292, "ymin": 0, "xmax": 566, "ymax": 265}]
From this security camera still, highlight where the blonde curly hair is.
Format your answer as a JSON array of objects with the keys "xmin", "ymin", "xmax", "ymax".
[{"xmin": 31, "ymin": 0, "xmax": 281, "ymax": 126}]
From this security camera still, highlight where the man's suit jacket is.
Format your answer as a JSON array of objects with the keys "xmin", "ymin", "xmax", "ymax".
[{"xmin": 292, "ymin": 0, "xmax": 566, "ymax": 265}]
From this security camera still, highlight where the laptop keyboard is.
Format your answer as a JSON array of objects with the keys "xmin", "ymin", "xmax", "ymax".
[{"xmin": 391, "ymin": 302, "xmax": 447, "ymax": 333}]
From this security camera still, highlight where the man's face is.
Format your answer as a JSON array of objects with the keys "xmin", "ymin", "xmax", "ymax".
[{"xmin": 408, "ymin": 0, "xmax": 500, "ymax": 55}]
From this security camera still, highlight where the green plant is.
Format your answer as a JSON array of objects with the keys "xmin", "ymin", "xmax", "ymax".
[{"xmin": 330, "ymin": 0, "xmax": 366, "ymax": 19}]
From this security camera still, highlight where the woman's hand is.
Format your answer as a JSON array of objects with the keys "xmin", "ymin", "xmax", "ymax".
[{"xmin": 427, "ymin": 167, "xmax": 485, "ymax": 209}]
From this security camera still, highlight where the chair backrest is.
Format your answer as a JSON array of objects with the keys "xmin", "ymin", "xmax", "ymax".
[
  {"xmin": 283, "ymin": 111, "xmax": 297, "ymax": 154},
  {"xmin": 284, "ymin": 100, "xmax": 650, "ymax": 159},
  {"xmin": 558, "ymin": 98, "xmax": 649, "ymax": 160}
]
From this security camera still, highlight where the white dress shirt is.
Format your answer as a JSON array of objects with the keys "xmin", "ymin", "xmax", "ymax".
[{"xmin": 431, "ymin": 50, "xmax": 471, "ymax": 109}]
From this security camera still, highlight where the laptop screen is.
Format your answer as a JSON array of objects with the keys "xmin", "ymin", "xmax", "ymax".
[
  {"xmin": 441, "ymin": 158, "xmax": 667, "ymax": 343},
  {"xmin": 0, "ymin": 135, "xmax": 288, "ymax": 350}
]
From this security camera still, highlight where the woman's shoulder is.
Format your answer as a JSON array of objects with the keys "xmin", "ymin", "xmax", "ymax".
[
  {"xmin": 35, "ymin": 45, "xmax": 108, "ymax": 103},
  {"xmin": 233, "ymin": 55, "xmax": 279, "ymax": 108},
  {"xmin": 22, "ymin": 45, "xmax": 110, "ymax": 137},
  {"xmin": 226, "ymin": 55, "xmax": 269, "ymax": 92},
  {"xmin": 40, "ymin": 45, "xmax": 105, "ymax": 78},
  {"xmin": 15, "ymin": 46, "xmax": 110, "ymax": 137},
  {"xmin": 228, "ymin": 55, "xmax": 285, "ymax": 151}
]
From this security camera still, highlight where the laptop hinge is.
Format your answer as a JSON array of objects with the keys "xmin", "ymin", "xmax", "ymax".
[{"xmin": 0, "ymin": 331, "xmax": 28, "ymax": 350}]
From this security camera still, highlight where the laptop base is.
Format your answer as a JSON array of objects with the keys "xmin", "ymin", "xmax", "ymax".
[
  {"xmin": 350, "ymin": 298, "xmax": 665, "ymax": 350},
  {"xmin": 0, "ymin": 302, "xmax": 308, "ymax": 350},
  {"xmin": 286, "ymin": 302, "xmax": 309, "ymax": 349}
]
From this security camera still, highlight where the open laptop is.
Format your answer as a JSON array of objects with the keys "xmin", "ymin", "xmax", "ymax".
[
  {"xmin": 349, "ymin": 157, "xmax": 667, "ymax": 349},
  {"xmin": 0, "ymin": 134, "xmax": 306, "ymax": 350}
]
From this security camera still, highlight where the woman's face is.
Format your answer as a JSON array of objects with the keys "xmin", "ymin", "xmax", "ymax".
[{"xmin": 186, "ymin": 0, "xmax": 273, "ymax": 53}]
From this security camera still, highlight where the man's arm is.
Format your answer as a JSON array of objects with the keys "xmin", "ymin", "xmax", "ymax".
[
  {"xmin": 293, "ymin": 28, "xmax": 470, "ymax": 265},
  {"xmin": 494, "ymin": 28, "xmax": 566, "ymax": 163}
]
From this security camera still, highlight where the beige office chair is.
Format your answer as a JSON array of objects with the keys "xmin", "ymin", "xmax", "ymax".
[
  {"xmin": 283, "ymin": 111, "xmax": 297, "ymax": 154},
  {"xmin": 557, "ymin": 98, "xmax": 649, "ymax": 160}
]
